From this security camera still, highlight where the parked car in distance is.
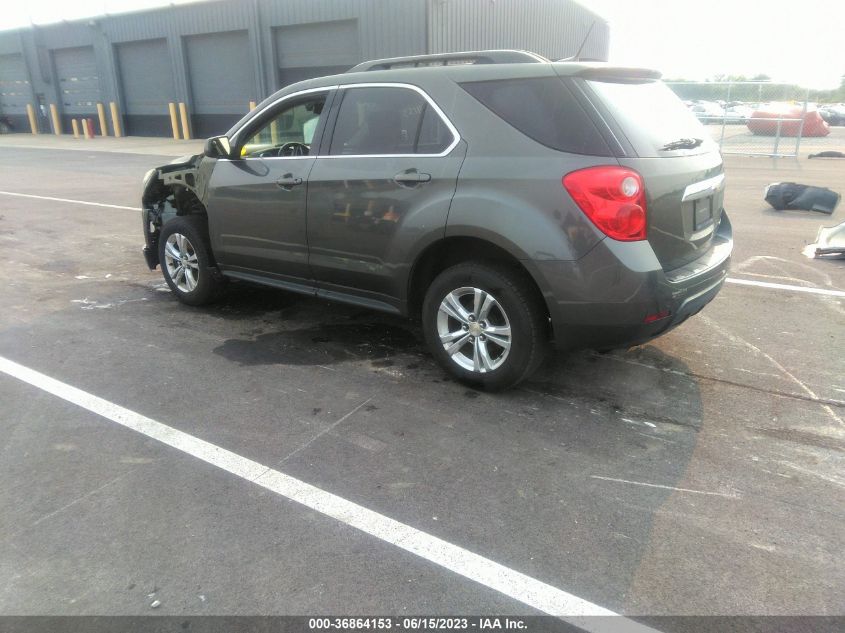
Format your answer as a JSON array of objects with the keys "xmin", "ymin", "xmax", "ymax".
[
  {"xmin": 141, "ymin": 50, "xmax": 732, "ymax": 390},
  {"xmin": 685, "ymin": 100, "xmax": 753, "ymax": 125},
  {"xmin": 819, "ymin": 104, "xmax": 845, "ymax": 126},
  {"xmin": 723, "ymin": 104, "xmax": 754, "ymax": 124},
  {"xmin": 687, "ymin": 100, "xmax": 725, "ymax": 124}
]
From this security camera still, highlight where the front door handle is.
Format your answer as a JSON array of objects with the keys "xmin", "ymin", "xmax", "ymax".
[
  {"xmin": 276, "ymin": 173, "xmax": 303, "ymax": 190},
  {"xmin": 393, "ymin": 171, "xmax": 432, "ymax": 186}
]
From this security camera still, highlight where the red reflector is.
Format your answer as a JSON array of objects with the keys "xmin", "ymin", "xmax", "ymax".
[
  {"xmin": 562, "ymin": 166, "xmax": 647, "ymax": 241},
  {"xmin": 643, "ymin": 310, "xmax": 671, "ymax": 324}
]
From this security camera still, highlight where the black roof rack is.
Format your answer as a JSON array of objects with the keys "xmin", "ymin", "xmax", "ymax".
[{"xmin": 347, "ymin": 50, "xmax": 549, "ymax": 73}]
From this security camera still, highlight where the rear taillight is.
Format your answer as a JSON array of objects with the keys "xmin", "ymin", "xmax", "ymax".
[{"xmin": 562, "ymin": 166, "xmax": 647, "ymax": 241}]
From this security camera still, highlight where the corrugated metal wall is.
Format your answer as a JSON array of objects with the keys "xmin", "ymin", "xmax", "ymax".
[
  {"xmin": 427, "ymin": 0, "xmax": 609, "ymax": 61},
  {"xmin": 0, "ymin": 0, "xmax": 609, "ymax": 137}
]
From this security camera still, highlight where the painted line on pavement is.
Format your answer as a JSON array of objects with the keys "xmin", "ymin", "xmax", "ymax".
[
  {"xmin": 726, "ymin": 277, "xmax": 845, "ymax": 298},
  {"xmin": 0, "ymin": 190, "xmax": 138, "ymax": 211},
  {"xmin": 0, "ymin": 354, "xmax": 658, "ymax": 633}
]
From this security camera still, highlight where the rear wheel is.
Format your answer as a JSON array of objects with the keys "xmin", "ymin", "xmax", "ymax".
[
  {"xmin": 422, "ymin": 262, "xmax": 547, "ymax": 391},
  {"xmin": 158, "ymin": 215, "xmax": 221, "ymax": 306}
]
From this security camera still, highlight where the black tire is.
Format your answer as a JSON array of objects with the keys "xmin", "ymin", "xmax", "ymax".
[
  {"xmin": 421, "ymin": 262, "xmax": 548, "ymax": 391},
  {"xmin": 158, "ymin": 215, "xmax": 222, "ymax": 306}
]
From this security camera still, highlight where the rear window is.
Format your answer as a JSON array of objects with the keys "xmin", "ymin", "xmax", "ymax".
[
  {"xmin": 460, "ymin": 77, "xmax": 612, "ymax": 156},
  {"xmin": 586, "ymin": 79, "xmax": 714, "ymax": 157}
]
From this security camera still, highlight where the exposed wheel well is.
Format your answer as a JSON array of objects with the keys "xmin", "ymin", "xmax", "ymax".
[
  {"xmin": 173, "ymin": 186, "xmax": 206, "ymax": 216},
  {"xmin": 408, "ymin": 237, "xmax": 550, "ymax": 326}
]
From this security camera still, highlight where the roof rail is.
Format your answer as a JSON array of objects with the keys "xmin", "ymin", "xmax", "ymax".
[{"xmin": 347, "ymin": 50, "xmax": 549, "ymax": 73}]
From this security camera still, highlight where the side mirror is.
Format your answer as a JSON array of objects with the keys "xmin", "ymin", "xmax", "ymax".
[{"xmin": 204, "ymin": 135, "xmax": 231, "ymax": 159}]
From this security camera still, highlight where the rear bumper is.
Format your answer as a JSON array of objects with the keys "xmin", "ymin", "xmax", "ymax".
[{"xmin": 535, "ymin": 212, "xmax": 733, "ymax": 350}]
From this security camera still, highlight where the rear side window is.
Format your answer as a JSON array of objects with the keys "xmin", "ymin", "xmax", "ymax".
[
  {"xmin": 329, "ymin": 86, "xmax": 453, "ymax": 156},
  {"xmin": 460, "ymin": 77, "xmax": 612, "ymax": 156},
  {"xmin": 585, "ymin": 79, "xmax": 713, "ymax": 157}
]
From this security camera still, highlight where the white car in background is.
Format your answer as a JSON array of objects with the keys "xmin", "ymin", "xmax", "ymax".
[
  {"xmin": 723, "ymin": 104, "xmax": 754, "ymax": 124},
  {"xmin": 819, "ymin": 104, "xmax": 845, "ymax": 126},
  {"xmin": 687, "ymin": 100, "xmax": 724, "ymax": 124}
]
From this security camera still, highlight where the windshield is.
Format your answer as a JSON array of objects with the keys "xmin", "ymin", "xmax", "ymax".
[{"xmin": 587, "ymin": 79, "xmax": 716, "ymax": 157}]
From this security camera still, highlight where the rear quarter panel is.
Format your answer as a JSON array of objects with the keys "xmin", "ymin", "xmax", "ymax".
[{"xmin": 444, "ymin": 84, "xmax": 610, "ymax": 262}]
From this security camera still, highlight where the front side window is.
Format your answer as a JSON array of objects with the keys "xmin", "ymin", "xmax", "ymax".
[
  {"xmin": 329, "ymin": 86, "xmax": 453, "ymax": 156},
  {"xmin": 240, "ymin": 93, "xmax": 327, "ymax": 158}
]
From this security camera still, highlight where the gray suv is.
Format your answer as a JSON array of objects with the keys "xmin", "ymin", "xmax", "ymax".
[{"xmin": 141, "ymin": 50, "xmax": 732, "ymax": 390}]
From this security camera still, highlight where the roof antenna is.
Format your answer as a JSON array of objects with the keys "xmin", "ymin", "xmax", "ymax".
[{"xmin": 566, "ymin": 21, "xmax": 595, "ymax": 62}]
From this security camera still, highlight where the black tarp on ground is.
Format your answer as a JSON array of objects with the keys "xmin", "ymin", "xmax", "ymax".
[{"xmin": 764, "ymin": 182, "xmax": 841, "ymax": 214}]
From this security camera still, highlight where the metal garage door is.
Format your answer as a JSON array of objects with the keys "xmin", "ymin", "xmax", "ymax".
[
  {"xmin": 275, "ymin": 20, "xmax": 361, "ymax": 88},
  {"xmin": 116, "ymin": 38, "xmax": 175, "ymax": 136},
  {"xmin": 0, "ymin": 53, "xmax": 31, "ymax": 131},
  {"xmin": 0, "ymin": 53, "xmax": 30, "ymax": 114},
  {"xmin": 185, "ymin": 30, "xmax": 255, "ymax": 138},
  {"xmin": 53, "ymin": 46, "xmax": 102, "ymax": 116}
]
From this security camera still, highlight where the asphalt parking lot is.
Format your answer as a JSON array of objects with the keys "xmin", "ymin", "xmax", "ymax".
[{"xmin": 0, "ymin": 135, "xmax": 843, "ymax": 628}]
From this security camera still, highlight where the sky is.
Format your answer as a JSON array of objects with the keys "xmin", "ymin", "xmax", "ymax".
[
  {"xmin": 586, "ymin": 0, "xmax": 845, "ymax": 89},
  {"xmin": 2, "ymin": 0, "xmax": 844, "ymax": 90}
]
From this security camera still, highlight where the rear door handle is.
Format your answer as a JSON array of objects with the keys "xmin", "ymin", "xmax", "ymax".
[
  {"xmin": 393, "ymin": 171, "xmax": 432, "ymax": 186},
  {"xmin": 276, "ymin": 174, "xmax": 303, "ymax": 189}
]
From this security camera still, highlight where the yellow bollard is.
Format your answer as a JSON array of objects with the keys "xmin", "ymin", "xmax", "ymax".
[
  {"xmin": 49, "ymin": 104, "xmax": 61, "ymax": 135},
  {"xmin": 26, "ymin": 104, "xmax": 38, "ymax": 134},
  {"xmin": 96, "ymin": 103, "xmax": 108, "ymax": 136},
  {"xmin": 270, "ymin": 120, "xmax": 279, "ymax": 145},
  {"xmin": 109, "ymin": 101, "xmax": 123, "ymax": 138},
  {"xmin": 178, "ymin": 102, "xmax": 191, "ymax": 140},
  {"xmin": 249, "ymin": 101, "xmax": 256, "ymax": 111},
  {"xmin": 83, "ymin": 118, "xmax": 93, "ymax": 140},
  {"xmin": 71, "ymin": 118, "xmax": 80, "ymax": 139},
  {"xmin": 168, "ymin": 102, "xmax": 180, "ymax": 140}
]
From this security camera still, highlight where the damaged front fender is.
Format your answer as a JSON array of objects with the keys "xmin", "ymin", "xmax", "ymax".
[{"xmin": 141, "ymin": 153, "xmax": 215, "ymax": 269}]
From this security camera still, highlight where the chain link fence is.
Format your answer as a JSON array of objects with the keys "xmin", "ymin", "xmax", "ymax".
[{"xmin": 665, "ymin": 81, "xmax": 844, "ymax": 157}]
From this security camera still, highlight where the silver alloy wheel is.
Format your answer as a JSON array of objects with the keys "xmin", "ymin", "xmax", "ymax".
[
  {"xmin": 436, "ymin": 286, "xmax": 512, "ymax": 373},
  {"xmin": 163, "ymin": 232, "xmax": 200, "ymax": 293}
]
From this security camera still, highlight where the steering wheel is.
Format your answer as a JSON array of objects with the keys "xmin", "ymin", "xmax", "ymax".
[
  {"xmin": 279, "ymin": 142, "xmax": 309, "ymax": 157},
  {"xmin": 250, "ymin": 142, "xmax": 310, "ymax": 158}
]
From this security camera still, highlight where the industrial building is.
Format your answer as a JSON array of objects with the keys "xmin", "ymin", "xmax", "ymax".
[{"xmin": 0, "ymin": 0, "xmax": 608, "ymax": 139}]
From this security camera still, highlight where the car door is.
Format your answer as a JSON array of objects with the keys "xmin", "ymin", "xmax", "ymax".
[
  {"xmin": 206, "ymin": 88, "xmax": 333, "ymax": 283},
  {"xmin": 306, "ymin": 84, "xmax": 465, "ymax": 309}
]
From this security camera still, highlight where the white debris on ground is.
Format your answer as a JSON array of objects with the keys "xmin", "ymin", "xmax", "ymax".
[
  {"xmin": 804, "ymin": 219, "xmax": 845, "ymax": 258},
  {"xmin": 71, "ymin": 297, "xmax": 149, "ymax": 310}
]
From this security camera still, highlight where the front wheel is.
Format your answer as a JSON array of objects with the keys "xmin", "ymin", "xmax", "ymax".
[
  {"xmin": 422, "ymin": 263, "xmax": 548, "ymax": 391},
  {"xmin": 158, "ymin": 215, "xmax": 222, "ymax": 306}
]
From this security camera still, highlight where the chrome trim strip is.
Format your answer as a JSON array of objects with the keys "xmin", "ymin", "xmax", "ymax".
[{"xmin": 682, "ymin": 173, "xmax": 726, "ymax": 202}]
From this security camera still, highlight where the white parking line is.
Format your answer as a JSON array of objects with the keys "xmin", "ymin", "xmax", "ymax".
[
  {"xmin": 0, "ymin": 190, "xmax": 138, "ymax": 211},
  {"xmin": 0, "ymin": 355, "xmax": 657, "ymax": 633},
  {"xmin": 726, "ymin": 277, "xmax": 845, "ymax": 298}
]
